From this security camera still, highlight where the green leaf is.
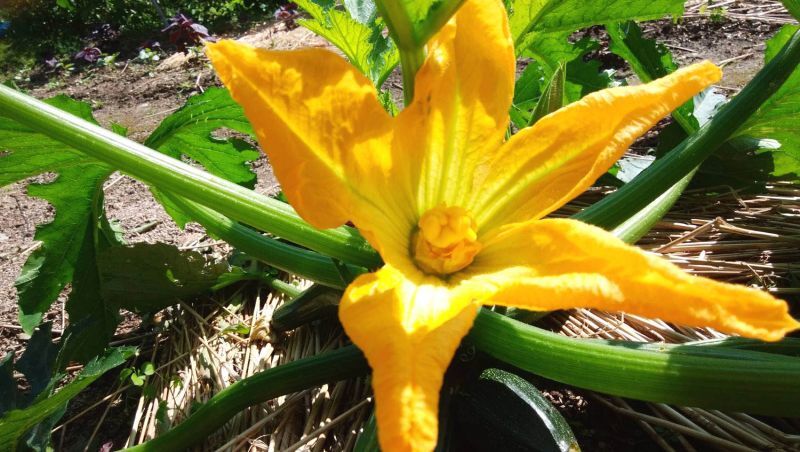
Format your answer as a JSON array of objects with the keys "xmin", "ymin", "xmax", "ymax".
[
  {"xmin": 733, "ymin": 25, "xmax": 800, "ymax": 180},
  {"xmin": 55, "ymin": 0, "xmax": 75, "ymax": 11},
  {"xmin": 454, "ymin": 368, "xmax": 578, "ymax": 452},
  {"xmin": 0, "ymin": 95, "xmax": 116, "ymax": 341},
  {"xmin": 511, "ymin": 63, "xmax": 545, "ymax": 128},
  {"xmin": 527, "ymin": 61, "xmax": 566, "ymax": 126},
  {"xmin": 522, "ymin": 32, "xmax": 612, "ymax": 102},
  {"xmin": 131, "ymin": 373, "xmax": 145, "ymax": 387},
  {"xmin": 510, "ymin": 0, "xmax": 684, "ymax": 49},
  {"xmin": 144, "ymin": 88, "xmax": 257, "ymax": 187},
  {"xmin": 344, "ymin": 0, "xmax": 379, "ymax": 24},
  {"xmin": 144, "ymin": 88, "xmax": 260, "ymax": 227},
  {"xmin": 509, "ymin": 0, "xmax": 685, "ymax": 106},
  {"xmin": 16, "ymin": 323, "xmax": 59, "ymax": 405},
  {"xmin": 142, "ymin": 362, "xmax": 156, "ymax": 376},
  {"xmin": 607, "ymin": 21, "xmax": 676, "ymax": 83},
  {"xmin": 295, "ymin": 0, "xmax": 399, "ymax": 86},
  {"xmin": 0, "ymin": 347, "xmax": 134, "ymax": 452},
  {"xmin": 97, "ymin": 243, "xmax": 230, "ymax": 313},
  {"xmin": 509, "ymin": 0, "xmax": 550, "ymax": 46}
]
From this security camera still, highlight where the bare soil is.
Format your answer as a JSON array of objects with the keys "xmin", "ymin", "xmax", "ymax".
[{"xmin": 0, "ymin": 6, "xmax": 796, "ymax": 451}]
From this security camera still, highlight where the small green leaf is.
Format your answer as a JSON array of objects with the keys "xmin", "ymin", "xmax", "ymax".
[
  {"xmin": 141, "ymin": 362, "xmax": 156, "ymax": 376},
  {"xmin": 527, "ymin": 61, "xmax": 566, "ymax": 126},
  {"xmin": 130, "ymin": 373, "xmax": 145, "ymax": 387},
  {"xmin": 224, "ymin": 323, "xmax": 251, "ymax": 335},
  {"xmin": 55, "ymin": 0, "xmax": 75, "ymax": 11}
]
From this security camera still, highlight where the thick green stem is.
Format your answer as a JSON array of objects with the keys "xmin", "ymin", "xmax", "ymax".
[
  {"xmin": 166, "ymin": 195, "xmax": 364, "ymax": 289},
  {"xmin": 468, "ymin": 310, "xmax": 800, "ymax": 416},
  {"xmin": 122, "ymin": 346, "xmax": 369, "ymax": 452},
  {"xmin": 610, "ymin": 170, "xmax": 695, "ymax": 243},
  {"xmin": 0, "ymin": 84, "xmax": 380, "ymax": 269},
  {"xmin": 400, "ymin": 46, "xmax": 426, "ymax": 106},
  {"xmin": 782, "ymin": 0, "xmax": 800, "ymax": 20},
  {"xmin": 576, "ymin": 29, "xmax": 800, "ymax": 229}
]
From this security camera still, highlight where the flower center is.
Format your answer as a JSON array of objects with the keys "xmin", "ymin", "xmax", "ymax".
[{"xmin": 413, "ymin": 205, "xmax": 481, "ymax": 275}]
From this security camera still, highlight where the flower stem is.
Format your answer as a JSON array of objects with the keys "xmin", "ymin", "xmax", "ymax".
[
  {"xmin": 166, "ymin": 195, "xmax": 365, "ymax": 289},
  {"xmin": 400, "ymin": 46, "xmax": 426, "ymax": 106}
]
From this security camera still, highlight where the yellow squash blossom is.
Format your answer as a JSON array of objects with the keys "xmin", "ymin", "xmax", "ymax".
[{"xmin": 207, "ymin": 0, "xmax": 799, "ymax": 450}]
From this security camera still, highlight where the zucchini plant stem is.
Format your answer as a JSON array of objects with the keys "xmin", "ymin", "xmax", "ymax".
[{"xmin": 0, "ymin": 84, "xmax": 381, "ymax": 269}]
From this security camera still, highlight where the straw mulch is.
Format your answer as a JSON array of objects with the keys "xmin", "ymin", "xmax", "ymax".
[{"xmin": 73, "ymin": 182, "xmax": 795, "ymax": 451}]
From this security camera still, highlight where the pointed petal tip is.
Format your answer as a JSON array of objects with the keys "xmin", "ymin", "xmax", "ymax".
[
  {"xmin": 760, "ymin": 314, "xmax": 800, "ymax": 342},
  {"xmin": 672, "ymin": 60, "xmax": 723, "ymax": 91}
]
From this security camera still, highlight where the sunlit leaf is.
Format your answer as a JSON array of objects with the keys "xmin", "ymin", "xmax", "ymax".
[
  {"xmin": 0, "ymin": 96, "xmax": 119, "ymax": 355},
  {"xmin": 296, "ymin": 0, "xmax": 399, "ymax": 86},
  {"xmin": 144, "ymin": 87, "xmax": 260, "ymax": 227},
  {"xmin": 734, "ymin": 25, "xmax": 800, "ymax": 180},
  {"xmin": 509, "ymin": 0, "xmax": 685, "ymax": 110}
]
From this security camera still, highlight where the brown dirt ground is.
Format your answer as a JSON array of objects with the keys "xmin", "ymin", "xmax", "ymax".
[{"xmin": 0, "ymin": 7, "xmax": 795, "ymax": 451}]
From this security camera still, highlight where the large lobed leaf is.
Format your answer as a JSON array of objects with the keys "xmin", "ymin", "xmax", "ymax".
[
  {"xmin": 295, "ymin": 0, "xmax": 399, "ymax": 87},
  {"xmin": 1, "ymin": 88, "xmax": 259, "ymax": 362},
  {"xmin": 144, "ymin": 87, "xmax": 260, "ymax": 226},
  {"xmin": 0, "ymin": 96, "xmax": 118, "ymax": 356},
  {"xmin": 733, "ymin": 25, "xmax": 800, "ymax": 181},
  {"xmin": 144, "ymin": 87, "xmax": 258, "ymax": 187},
  {"xmin": 0, "ymin": 345, "xmax": 134, "ymax": 452},
  {"xmin": 508, "ymin": 0, "xmax": 684, "ymax": 105}
]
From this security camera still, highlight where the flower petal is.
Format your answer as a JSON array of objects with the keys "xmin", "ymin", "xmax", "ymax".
[
  {"xmin": 396, "ymin": 0, "xmax": 515, "ymax": 212},
  {"xmin": 466, "ymin": 219, "xmax": 799, "ymax": 341},
  {"xmin": 471, "ymin": 62, "xmax": 722, "ymax": 233},
  {"xmin": 206, "ymin": 40, "xmax": 393, "ymax": 229},
  {"xmin": 340, "ymin": 266, "xmax": 479, "ymax": 451}
]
